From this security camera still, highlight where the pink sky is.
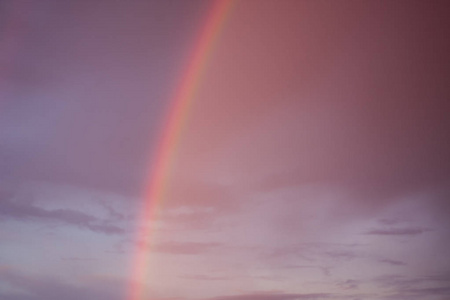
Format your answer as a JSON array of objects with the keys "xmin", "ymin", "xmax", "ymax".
[{"xmin": 1, "ymin": 1, "xmax": 450, "ymax": 300}]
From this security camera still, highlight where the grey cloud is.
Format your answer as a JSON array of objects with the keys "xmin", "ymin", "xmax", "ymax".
[
  {"xmin": 405, "ymin": 286, "xmax": 450, "ymax": 296},
  {"xmin": 374, "ymin": 274, "xmax": 421, "ymax": 289},
  {"xmin": 335, "ymin": 279, "xmax": 360, "ymax": 290},
  {"xmin": 0, "ymin": 267, "xmax": 124, "ymax": 300},
  {"xmin": 375, "ymin": 284, "xmax": 450, "ymax": 300},
  {"xmin": 377, "ymin": 218, "xmax": 405, "ymax": 226},
  {"xmin": 98, "ymin": 200, "xmax": 130, "ymax": 221},
  {"xmin": 60, "ymin": 256, "xmax": 96, "ymax": 262},
  {"xmin": 208, "ymin": 292, "xmax": 333, "ymax": 300},
  {"xmin": 324, "ymin": 250, "xmax": 357, "ymax": 261},
  {"xmin": 423, "ymin": 273, "xmax": 450, "ymax": 283},
  {"xmin": 267, "ymin": 243, "xmax": 363, "ymax": 263},
  {"xmin": 180, "ymin": 274, "xmax": 230, "ymax": 281},
  {"xmin": 365, "ymin": 228, "xmax": 430, "ymax": 236},
  {"xmin": 151, "ymin": 241, "xmax": 221, "ymax": 255},
  {"xmin": 0, "ymin": 197, "xmax": 126, "ymax": 235},
  {"xmin": 375, "ymin": 273, "xmax": 450, "ymax": 291},
  {"xmin": 281, "ymin": 265, "xmax": 332, "ymax": 277},
  {"xmin": 377, "ymin": 259, "xmax": 406, "ymax": 266},
  {"xmin": 161, "ymin": 208, "xmax": 221, "ymax": 231}
]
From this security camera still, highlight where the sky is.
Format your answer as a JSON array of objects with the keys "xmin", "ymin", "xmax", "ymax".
[{"xmin": 0, "ymin": 1, "xmax": 450, "ymax": 300}]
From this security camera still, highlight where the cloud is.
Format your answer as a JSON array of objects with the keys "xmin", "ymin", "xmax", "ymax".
[
  {"xmin": 377, "ymin": 218, "xmax": 405, "ymax": 226},
  {"xmin": 373, "ymin": 274, "xmax": 450, "ymax": 299},
  {"xmin": 208, "ymin": 292, "xmax": 333, "ymax": 300},
  {"xmin": 336, "ymin": 279, "xmax": 360, "ymax": 290},
  {"xmin": 160, "ymin": 207, "xmax": 222, "ymax": 231},
  {"xmin": 365, "ymin": 227, "xmax": 430, "ymax": 236},
  {"xmin": 281, "ymin": 265, "xmax": 332, "ymax": 277},
  {"xmin": 0, "ymin": 197, "xmax": 125, "ymax": 235},
  {"xmin": 375, "ymin": 273, "xmax": 450, "ymax": 289},
  {"xmin": 151, "ymin": 241, "xmax": 221, "ymax": 255},
  {"xmin": 377, "ymin": 258, "xmax": 407, "ymax": 266},
  {"xmin": 180, "ymin": 274, "xmax": 230, "ymax": 281},
  {"xmin": 0, "ymin": 266, "xmax": 124, "ymax": 300},
  {"xmin": 374, "ymin": 274, "xmax": 430, "ymax": 290},
  {"xmin": 405, "ymin": 286, "xmax": 450, "ymax": 297},
  {"xmin": 323, "ymin": 250, "xmax": 357, "ymax": 261},
  {"xmin": 60, "ymin": 257, "xmax": 96, "ymax": 262},
  {"xmin": 266, "ymin": 243, "xmax": 363, "ymax": 263}
]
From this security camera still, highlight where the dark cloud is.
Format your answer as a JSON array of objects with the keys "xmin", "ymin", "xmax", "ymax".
[
  {"xmin": 0, "ymin": 197, "xmax": 125, "ymax": 235},
  {"xmin": 365, "ymin": 228, "xmax": 430, "ymax": 236},
  {"xmin": 374, "ymin": 273, "xmax": 450, "ymax": 299},
  {"xmin": 281, "ymin": 265, "xmax": 331, "ymax": 277},
  {"xmin": 208, "ymin": 292, "xmax": 332, "ymax": 300},
  {"xmin": 405, "ymin": 286, "xmax": 450, "ymax": 297},
  {"xmin": 0, "ymin": 267, "xmax": 124, "ymax": 300},
  {"xmin": 374, "ymin": 274, "xmax": 431, "ymax": 290}
]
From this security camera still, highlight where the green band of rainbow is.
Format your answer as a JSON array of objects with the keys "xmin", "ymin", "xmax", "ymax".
[{"xmin": 127, "ymin": 1, "xmax": 234, "ymax": 299}]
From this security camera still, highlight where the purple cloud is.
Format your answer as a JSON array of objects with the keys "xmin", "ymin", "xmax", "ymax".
[
  {"xmin": 377, "ymin": 258, "xmax": 407, "ymax": 266},
  {"xmin": 0, "ymin": 198, "xmax": 125, "ymax": 235},
  {"xmin": 324, "ymin": 250, "xmax": 357, "ymax": 261},
  {"xmin": 281, "ymin": 265, "xmax": 332, "ymax": 277},
  {"xmin": 208, "ymin": 292, "xmax": 332, "ymax": 300},
  {"xmin": 151, "ymin": 241, "xmax": 221, "ymax": 255},
  {"xmin": 336, "ymin": 279, "xmax": 360, "ymax": 290},
  {"xmin": 375, "ymin": 273, "xmax": 450, "ymax": 292},
  {"xmin": 405, "ymin": 286, "xmax": 450, "ymax": 296},
  {"xmin": 373, "ymin": 274, "xmax": 450, "ymax": 299},
  {"xmin": 374, "ymin": 275, "xmax": 429, "ymax": 290},
  {"xmin": 0, "ymin": 267, "xmax": 124, "ymax": 300},
  {"xmin": 365, "ymin": 228, "xmax": 430, "ymax": 236},
  {"xmin": 180, "ymin": 274, "xmax": 230, "ymax": 281}
]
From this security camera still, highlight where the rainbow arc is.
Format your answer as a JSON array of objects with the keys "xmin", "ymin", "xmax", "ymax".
[{"xmin": 127, "ymin": 1, "xmax": 235, "ymax": 299}]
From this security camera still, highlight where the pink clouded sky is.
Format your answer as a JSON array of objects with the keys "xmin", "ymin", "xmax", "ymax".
[{"xmin": 1, "ymin": 1, "xmax": 450, "ymax": 300}]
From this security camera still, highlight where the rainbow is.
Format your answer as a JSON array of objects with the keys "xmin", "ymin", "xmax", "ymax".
[{"xmin": 127, "ymin": 1, "xmax": 234, "ymax": 299}]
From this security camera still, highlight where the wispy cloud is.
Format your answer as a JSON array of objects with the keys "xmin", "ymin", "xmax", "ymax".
[
  {"xmin": 323, "ymin": 250, "xmax": 357, "ymax": 261},
  {"xmin": 365, "ymin": 227, "xmax": 430, "ymax": 236},
  {"xmin": 0, "ymin": 266, "xmax": 124, "ymax": 300},
  {"xmin": 151, "ymin": 241, "xmax": 221, "ymax": 255},
  {"xmin": 266, "ymin": 242, "xmax": 363, "ymax": 263},
  {"xmin": 0, "ymin": 198, "xmax": 125, "ymax": 235},
  {"xmin": 374, "ymin": 273, "xmax": 450, "ymax": 291},
  {"xmin": 377, "ymin": 258, "xmax": 407, "ymax": 266},
  {"xmin": 208, "ymin": 292, "xmax": 333, "ymax": 300},
  {"xmin": 335, "ymin": 279, "xmax": 360, "ymax": 290},
  {"xmin": 180, "ymin": 274, "xmax": 230, "ymax": 281},
  {"xmin": 374, "ymin": 274, "xmax": 422, "ymax": 289},
  {"xmin": 60, "ymin": 257, "xmax": 96, "ymax": 262},
  {"xmin": 281, "ymin": 265, "xmax": 332, "ymax": 277}
]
